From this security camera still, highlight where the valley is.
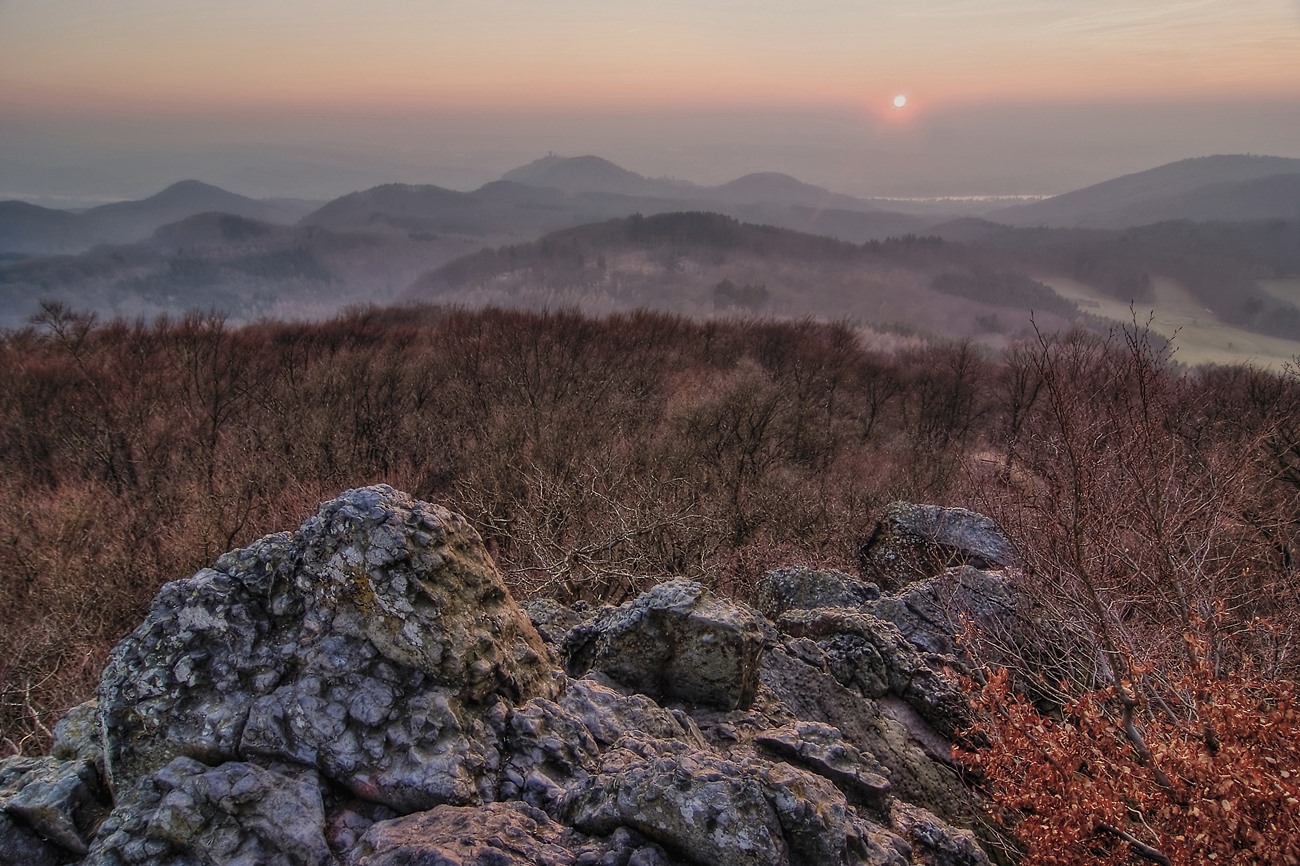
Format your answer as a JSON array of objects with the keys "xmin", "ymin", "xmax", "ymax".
[
  {"xmin": 1042, "ymin": 275, "xmax": 1300, "ymax": 369},
  {"xmin": 2, "ymin": 153, "xmax": 1299, "ymax": 366}
]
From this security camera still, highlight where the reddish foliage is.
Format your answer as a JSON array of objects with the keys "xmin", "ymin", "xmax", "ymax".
[{"xmin": 963, "ymin": 657, "xmax": 1300, "ymax": 865}]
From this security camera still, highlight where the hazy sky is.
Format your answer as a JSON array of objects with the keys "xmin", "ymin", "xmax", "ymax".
[{"xmin": 2, "ymin": 0, "xmax": 1299, "ymax": 204}]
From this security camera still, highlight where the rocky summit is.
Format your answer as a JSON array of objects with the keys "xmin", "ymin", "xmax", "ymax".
[{"xmin": 0, "ymin": 485, "xmax": 1024, "ymax": 866}]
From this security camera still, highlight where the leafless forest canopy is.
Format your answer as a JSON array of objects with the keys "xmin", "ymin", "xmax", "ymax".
[{"xmin": 2, "ymin": 302, "xmax": 1298, "ymax": 759}]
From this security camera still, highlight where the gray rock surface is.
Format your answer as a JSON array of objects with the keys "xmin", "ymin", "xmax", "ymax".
[
  {"xmin": 98, "ymin": 485, "xmax": 554, "ymax": 812},
  {"xmin": 1, "ymin": 488, "xmax": 1014, "ymax": 866},
  {"xmin": 88, "ymin": 757, "xmax": 333, "ymax": 866},
  {"xmin": 0, "ymin": 809, "xmax": 75, "ymax": 866},
  {"xmin": 871, "ymin": 567, "xmax": 1013, "ymax": 658},
  {"xmin": 0, "ymin": 755, "xmax": 106, "ymax": 855},
  {"xmin": 755, "ymin": 568, "xmax": 881, "ymax": 621},
  {"xmin": 755, "ymin": 722, "xmax": 892, "ymax": 810},
  {"xmin": 524, "ymin": 597, "xmax": 591, "ymax": 646},
  {"xmin": 50, "ymin": 701, "xmax": 104, "ymax": 774},
  {"xmin": 564, "ymin": 580, "xmax": 770, "ymax": 711},
  {"xmin": 858, "ymin": 503, "xmax": 1016, "ymax": 591},
  {"xmin": 775, "ymin": 607, "xmax": 967, "ymax": 738}
]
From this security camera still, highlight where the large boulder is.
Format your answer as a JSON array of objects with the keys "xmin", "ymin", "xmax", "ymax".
[
  {"xmin": 97, "ymin": 485, "xmax": 554, "ymax": 811},
  {"xmin": 81, "ymin": 485, "xmax": 556, "ymax": 863},
  {"xmin": 858, "ymin": 503, "xmax": 1015, "ymax": 591}
]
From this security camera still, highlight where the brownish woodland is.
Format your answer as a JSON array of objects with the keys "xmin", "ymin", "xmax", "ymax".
[{"xmin": 1, "ymin": 302, "xmax": 1298, "ymax": 863}]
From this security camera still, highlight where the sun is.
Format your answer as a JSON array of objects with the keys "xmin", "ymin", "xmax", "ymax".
[{"xmin": 893, "ymin": 94, "xmax": 908, "ymax": 109}]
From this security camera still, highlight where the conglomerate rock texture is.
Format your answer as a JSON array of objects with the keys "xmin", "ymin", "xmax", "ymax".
[{"xmin": 0, "ymin": 487, "xmax": 1018, "ymax": 866}]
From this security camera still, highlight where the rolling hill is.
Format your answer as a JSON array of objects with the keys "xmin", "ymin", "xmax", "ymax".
[
  {"xmin": 500, "ymin": 154, "xmax": 675, "ymax": 197},
  {"xmin": 0, "ymin": 208, "xmax": 489, "ymax": 327},
  {"xmin": 0, "ymin": 200, "xmax": 89, "ymax": 256},
  {"xmin": 400, "ymin": 211, "xmax": 1082, "ymax": 343},
  {"xmin": 0, "ymin": 180, "xmax": 322, "ymax": 256},
  {"xmin": 299, "ymin": 157, "xmax": 935, "ymax": 246},
  {"xmin": 993, "ymin": 154, "xmax": 1300, "ymax": 228},
  {"xmin": 713, "ymin": 172, "xmax": 875, "ymax": 211}
]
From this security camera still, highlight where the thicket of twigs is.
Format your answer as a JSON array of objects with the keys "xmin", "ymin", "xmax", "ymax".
[
  {"xmin": 1, "ymin": 302, "xmax": 1298, "ymax": 863},
  {"xmin": 960, "ymin": 326, "xmax": 1300, "ymax": 864}
]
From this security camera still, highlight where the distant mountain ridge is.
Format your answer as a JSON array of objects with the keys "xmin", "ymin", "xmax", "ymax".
[
  {"xmin": 501, "ymin": 154, "xmax": 672, "ymax": 197},
  {"xmin": 11, "ymin": 153, "xmax": 1297, "ymax": 260},
  {"xmin": 498, "ymin": 154, "xmax": 883, "ymax": 213},
  {"xmin": 993, "ymin": 155, "xmax": 1300, "ymax": 228},
  {"xmin": 294, "ymin": 156, "xmax": 930, "ymax": 245},
  {"xmin": 7, "ymin": 153, "xmax": 1300, "ymax": 338},
  {"xmin": 0, "ymin": 180, "xmax": 321, "ymax": 255}
]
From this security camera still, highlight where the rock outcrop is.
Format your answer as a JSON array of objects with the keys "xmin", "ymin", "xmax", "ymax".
[
  {"xmin": 0, "ymin": 488, "xmax": 1020, "ymax": 866},
  {"xmin": 858, "ymin": 502, "xmax": 1016, "ymax": 591}
]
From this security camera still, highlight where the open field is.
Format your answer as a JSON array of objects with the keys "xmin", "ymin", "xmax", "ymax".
[
  {"xmin": 1041, "ymin": 275, "xmax": 1300, "ymax": 369},
  {"xmin": 1260, "ymin": 278, "xmax": 1300, "ymax": 307}
]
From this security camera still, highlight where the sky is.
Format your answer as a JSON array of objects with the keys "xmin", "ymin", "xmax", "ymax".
[{"xmin": 2, "ymin": 0, "xmax": 1299, "ymax": 205}]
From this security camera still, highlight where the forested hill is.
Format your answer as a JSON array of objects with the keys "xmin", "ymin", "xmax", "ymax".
[
  {"xmin": 404, "ymin": 210, "xmax": 1300, "ymax": 349},
  {"xmin": 403, "ymin": 212, "xmax": 1083, "ymax": 343}
]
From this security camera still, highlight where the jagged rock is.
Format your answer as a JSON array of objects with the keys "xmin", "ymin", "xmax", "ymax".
[
  {"xmin": 756, "ymin": 722, "xmax": 892, "ymax": 810},
  {"xmin": 103, "ymin": 758, "xmax": 331, "ymax": 865},
  {"xmin": 758, "ymin": 760, "xmax": 909, "ymax": 866},
  {"xmin": 0, "ymin": 755, "xmax": 107, "ymax": 856},
  {"xmin": 97, "ymin": 485, "xmax": 553, "ymax": 816},
  {"xmin": 775, "ymin": 608, "xmax": 967, "ymax": 738},
  {"xmin": 564, "ymin": 580, "xmax": 769, "ymax": 711},
  {"xmin": 571, "ymin": 735, "xmax": 910, "ymax": 866},
  {"xmin": 51, "ymin": 702, "xmax": 104, "ymax": 775},
  {"xmin": 3, "ymin": 489, "xmax": 1022, "ymax": 866},
  {"xmin": 525, "ymin": 597, "xmax": 589, "ymax": 645},
  {"xmin": 569, "ymin": 737, "xmax": 788, "ymax": 866},
  {"xmin": 759, "ymin": 648, "xmax": 975, "ymax": 826},
  {"xmin": 891, "ymin": 802, "xmax": 990, "ymax": 866},
  {"xmin": 555, "ymin": 674, "xmax": 701, "ymax": 750},
  {"xmin": 859, "ymin": 503, "xmax": 1015, "ymax": 591},
  {"xmin": 501, "ymin": 673, "xmax": 705, "ymax": 816},
  {"xmin": 871, "ymin": 567, "xmax": 1015, "ymax": 659},
  {"xmin": 755, "ymin": 568, "xmax": 880, "ymax": 620}
]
